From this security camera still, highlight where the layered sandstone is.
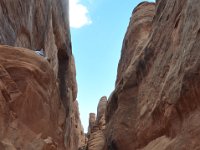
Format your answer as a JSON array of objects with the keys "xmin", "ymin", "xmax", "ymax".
[
  {"xmin": 0, "ymin": 0, "xmax": 82, "ymax": 149},
  {"xmin": 104, "ymin": 1, "xmax": 200, "ymax": 150},
  {"xmin": 116, "ymin": 2, "xmax": 155, "ymax": 84},
  {"xmin": 74, "ymin": 100, "xmax": 87, "ymax": 149},
  {"xmin": 87, "ymin": 97, "xmax": 107, "ymax": 150},
  {"xmin": 0, "ymin": 45, "xmax": 64, "ymax": 149}
]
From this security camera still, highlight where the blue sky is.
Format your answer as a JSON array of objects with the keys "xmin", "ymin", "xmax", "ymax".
[{"xmin": 69, "ymin": 0, "xmax": 155, "ymax": 132}]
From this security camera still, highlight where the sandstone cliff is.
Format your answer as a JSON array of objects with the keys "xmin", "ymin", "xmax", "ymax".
[
  {"xmin": 87, "ymin": 97, "xmax": 107, "ymax": 150},
  {"xmin": 0, "ymin": 0, "xmax": 83, "ymax": 149},
  {"xmin": 104, "ymin": 1, "xmax": 200, "ymax": 150},
  {"xmin": 0, "ymin": 45, "xmax": 63, "ymax": 149}
]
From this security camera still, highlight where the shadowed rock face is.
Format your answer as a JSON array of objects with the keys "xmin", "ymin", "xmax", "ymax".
[
  {"xmin": 73, "ymin": 100, "xmax": 87, "ymax": 149},
  {"xmin": 104, "ymin": 1, "xmax": 200, "ymax": 150},
  {"xmin": 0, "ymin": 0, "xmax": 82, "ymax": 149}
]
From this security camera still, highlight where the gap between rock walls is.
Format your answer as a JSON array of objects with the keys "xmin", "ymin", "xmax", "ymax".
[{"xmin": 1, "ymin": 0, "xmax": 200, "ymax": 150}]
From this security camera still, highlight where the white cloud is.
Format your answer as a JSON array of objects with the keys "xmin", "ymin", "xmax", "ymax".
[{"xmin": 69, "ymin": 0, "xmax": 92, "ymax": 28}]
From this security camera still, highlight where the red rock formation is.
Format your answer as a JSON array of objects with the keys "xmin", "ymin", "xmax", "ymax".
[
  {"xmin": 73, "ymin": 100, "xmax": 87, "ymax": 149},
  {"xmin": 116, "ymin": 2, "xmax": 155, "ymax": 84},
  {"xmin": 104, "ymin": 1, "xmax": 200, "ymax": 150},
  {"xmin": 87, "ymin": 97, "xmax": 107, "ymax": 150},
  {"xmin": 96, "ymin": 96, "xmax": 107, "ymax": 130},
  {"xmin": 0, "ymin": 45, "xmax": 64, "ymax": 149},
  {"xmin": 0, "ymin": 0, "xmax": 83, "ymax": 149},
  {"xmin": 88, "ymin": 113, "xmax": 96, "ymax": 136}
]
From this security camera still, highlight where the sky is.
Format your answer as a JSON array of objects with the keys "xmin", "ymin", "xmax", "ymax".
[{"xmin": 69, "ymin": 0, "xmax": 155, "ymax": 132}]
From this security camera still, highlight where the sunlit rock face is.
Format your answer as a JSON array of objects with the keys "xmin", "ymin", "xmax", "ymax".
[
  {"xmin": 115, "ymin": 2, "xmax": 155, "ymax": 85},
  {"xmin": 0, "ymin": 45, "xmax": 64, "ymax": 149},
  {"xmin": 104, "ymin": 0, "xmax": 200, "ymax": 150},
  {"xmin": 87, "ymin": 97, "xmax": 107, "ymax": 150},
  {"xmin": 0, "ymin": 0, "xmax": 83, "ymax": 149}
]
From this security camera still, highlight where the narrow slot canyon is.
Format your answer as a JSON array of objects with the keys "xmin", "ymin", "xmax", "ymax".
[{"xmin": 0, "ymin": 0, "xmax": 200, "ymax": 150}]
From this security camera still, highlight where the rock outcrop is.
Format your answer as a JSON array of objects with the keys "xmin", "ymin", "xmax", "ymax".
[
  {"xmin": 0, "ymin": 0, "xmax": 83, "ymax": 149},
  {"xmin": 87, "ymin": 97, "xmax": 107, "ymax": 150},
  {"xmin": 88, "ymin": 113, "xmax": 96, "ymax": 136},
  {"xmin": 116, "ymin": 2, "xmax": 155, "ymax": 84},
  {"xmin": 73, "ymin": 100, "xmax": 87, "ymax": 149},
  {"xmin": 104, "ymin": 1, "xmax": 200, "ymax": 150},
  {"xmin": 0, "ymin": 45, "xmax": 63, "ymax": 149}
]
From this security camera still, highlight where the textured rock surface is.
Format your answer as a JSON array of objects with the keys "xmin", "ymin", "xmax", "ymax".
[
  {"xmin": 104, "ymin": 1, "xmax": 200, "ymax": 150},
  {"xmin": 88, "ymin": 113, "xmax": 96, "ymax": 136},
  {"xmin": 96, "ymin": 97, "xmax": 107, "ymax": 129},
  {"xmin": 0, "ymin": 0, "xmax": 83, "ymax": 149},
  {"xmin": 116, "ymin": 2, "xmax": 155, "ymax": 84},
  {"xmin": 73, "ymin": 100, "xmax": 87, "ymax": 149},
  {"xmin": 87, "ymin": 97, "xmax": 107, "ymax": 150},
  {"xmin": 0, "ymin": 45, "xmax": 64, "ymax": 149},
  {"xmin": 0, "ymin": 0, "xmax": 71, "ymax": 77}
]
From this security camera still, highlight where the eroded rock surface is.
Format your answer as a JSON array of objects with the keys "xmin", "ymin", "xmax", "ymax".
[
  {"xmin": 0, "ymin": 45, "xmax": 64, "ymax": 149},
  {"xmin": 104, "ymin": 1, "xmax": 200, "ymax": 150},
  {"xmin": 0, "ymin": 0, "xmax": 83, "ymax": 149},
  {"xmin": 87, "ymin": 97, "xmax": 107, "ymax": 150},
  {"xmin": 73, "ymin": 100, "xmax": 87, "ymax": 149}
]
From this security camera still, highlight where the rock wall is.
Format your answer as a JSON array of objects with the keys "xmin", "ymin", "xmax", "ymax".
[
  {"xmin": 0, "ymin": 0, "xmax": 77, "ymax": 103},
  {"xmin": 87, "ymin": 97, "xmax": 107, "ymax": 150},
  {"xmin": 116, "ymin": 2, "xmax": 155, "ymax": 84},
  {"xmin": 0, "ymin": 45, "xmax": 63, "ymax": 149},
  {"xmin": 104, "ymin": 1, "xmax": 200, "ymax": 150},
  {"xmin": 0, "ymin": 0, "xmax": 83, "ymax": 149}
]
